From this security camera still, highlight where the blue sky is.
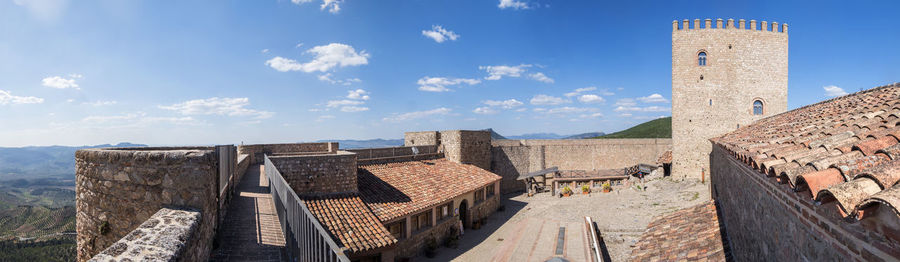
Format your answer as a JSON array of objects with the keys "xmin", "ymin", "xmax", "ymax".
[{"xmin": 1, "ymin": 0, "xmax": 898, "ymax": 146}]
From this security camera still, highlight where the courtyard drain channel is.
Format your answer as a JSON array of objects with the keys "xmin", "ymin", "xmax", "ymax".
[{"xmin": 556, "ymin": 227, "xmax": 566, "ymax": 255}]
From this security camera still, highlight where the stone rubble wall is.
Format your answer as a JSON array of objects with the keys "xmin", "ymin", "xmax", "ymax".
[
  {"xmin": 347, "ymin": 145, "xmax": 438, "ymax": 160},
  {"xmin": 238, "ymin": 142, "xmax": 338, "ymax": 165},
  {"xmin": 88, "ymin": 207, "xmax": 202, "ymax": 262},
  {"xmin": 75, "ymin": 147, "xmax": 218, "ymax": 262},
  {"xmin": 711, "ymin": 145, "xmax": 899, "ymax": 261},
  {"xmin": 268, "ymin": 151, "xmax": 358, "ymax": 196},
  {"xmin": 404, "ymin": 131, "xmax": 440, "ymax": 146},
  {"xmin": 491, "ymin": 139, "xmax": 672, "ymax": 194},
  {"xmin": 438, "ymin": 130, "xmax": 492, "ymax": 170},
  {"xmin": 234, "ymin": 154, "xmax": 250, "ymax": 186}
]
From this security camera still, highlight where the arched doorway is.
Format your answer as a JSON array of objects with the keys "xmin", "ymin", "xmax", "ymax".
[{"xmin": 458, "ymin": 199, "xmax": 469, "ymax": 228}]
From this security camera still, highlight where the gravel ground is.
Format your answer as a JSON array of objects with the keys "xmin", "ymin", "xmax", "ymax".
[{"xmin": 417, "ymin": 173, "xmax": 711, "ymax": 262}]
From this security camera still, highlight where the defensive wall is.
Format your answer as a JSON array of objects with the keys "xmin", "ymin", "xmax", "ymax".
[
  {"xmin": 491, "ymin": 139, "xmax": 672, "ymax": 194},
  {"xmin": 75, "ymin": 146, "xmax": 250, "ymax": 262},
  {"xmin": 711, "ymin": 145, "xmax": 900, "ymax": 261},
  {"xmin": 238, "ymin": 142, "xmax": 338, "ymax": 165},
  {"xmin": 671, "ymin": 18, "xmax": 789, "ymax": 180}
]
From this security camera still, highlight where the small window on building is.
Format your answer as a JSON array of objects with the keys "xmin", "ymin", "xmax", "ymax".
[
  {"xmin": 387, "ymin": 220, "xmax": 405, "ymax": 239},
  {"xmin": 475, "ymin": 188, "xmax": 485, "ymax": 203},
  {"xmin": 438, "ymin": 202, "xmax": 453, "ymax": 221},
  {"xmin": 709, "ymin": 99, "xmax": 712, "ymax": 106},
  {"xmin": 753, "ymin": 100, "xmax": 764, "ymax": 115},
  {"xmin": 698, "ymin": 52, "xmax": 707, "ymax": 66},
  {"xmin": 486, "ymin": 183, "xmax": 495, "ymax": 197},
  {"xmin": 411, "ymin": 210, "xmax": 432, "ymax": 232}
]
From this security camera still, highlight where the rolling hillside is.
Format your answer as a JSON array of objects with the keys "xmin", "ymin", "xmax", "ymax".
[{"xmin": 594, "ymin": 117, "xmax": 672, "ymax": 139}]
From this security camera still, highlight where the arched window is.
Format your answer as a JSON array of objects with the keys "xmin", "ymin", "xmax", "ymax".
[
  {"xmin": 753, "ymin": 100, "xmax": 764, "ymax": 115},
  {"xmin": 698, "ymin": 52, "xmax": 707, "ymax": 66}
]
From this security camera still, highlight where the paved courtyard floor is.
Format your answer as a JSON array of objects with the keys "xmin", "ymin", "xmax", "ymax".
[{"xmin": 417, "ymin": 177, "xmax": 711, "ymax": 262}]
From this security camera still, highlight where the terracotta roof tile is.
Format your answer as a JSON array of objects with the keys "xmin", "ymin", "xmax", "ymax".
[
  {"xmin": 358, "ymin": 158, "xmax": 501, "ymax": 222},
  {"xmin": 714, "ymin": 83, "xmax": 900, "ymax": 231},
  {"xmin": 630, "ymin": 201, "xmax": 728, "ymax": 261},
  {"xmin": 657, "ymin": 150, "xmax": 672, "ymax": 165},
  {"xmin": 305, "ymin": 195, "xmax": 398, "ymax": 252}
]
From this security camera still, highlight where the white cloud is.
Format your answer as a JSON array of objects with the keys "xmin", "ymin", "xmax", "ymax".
[
  {"xmin": 291, "ymin": 0, "xmax": 313, "ymax": 4},
  {"xmin": 266, "ymin": 43, "xmax": 369, "ymax": 73},
  {"xmin": 530, "ymin": 94, "xmax": 569, "ymax": 105},
  {"xmin": 417, "ymin": 76, "xmax": 480, "ymax": 92},
  {"xmin": 315, "ymin": 115, "xmax": 335, "ymax": 122},
  {"xmin": 483, "ymin": 99, "xmax": 524, "ymax": 109},
  {"xmin": 318, "ymin": 73, "xmax": 362, "ymax": 85},
  {"xmin": 83, "ymin": 100, "xmax": 117, "ymax": 106},
  {"xmin": 479, "ymin": 64, "xmax": 531, "ymax": 80},
  {"xmin": 581, "ymin": 112, "xmax": 604, "ymax": 118},
  {"xmin": 321, "ymin": 0, "xmax": 342, "ymax": 13},
  {"xmin": 0, "ymin": 90, "xmax": 44, "ymax": 105},
  {"xmin": 546, "ymin": 107, "xmax": 596, "ymax": 114},
  {"xmin": 383, "ymin": 107, "xmax": 452, "ymax": 122},
  {"xmin": 498, "ymin": 0, "xmax": 529, "ymax": 10},
  {"xmin": 473, "ymin": 107, "xmax": 498, "ymax": 115},
  {"xmin": 296, "ymin": 42, "xmax": 305, "ymax": 48},
  {"xmin": 326, "ymin": 99, "xmax": 364, "ymax": 108},
  {"xmin": 619, "ymin": 113, "xmax": 633, "ymax": 117},
  {"xmin": 340, "ymin": 106, "xmax": 369, "ymax": 112},
  {"xmin": 42, "ymin": 75, "xmax": 80, "ymax": 89},
  {"xmin": 159, "ymin": 97, "xmax": 274, "ymax": 119},
  {"xmin": 637, "ymin": 93, "xmax": 669, "ymax": 103},
  {"xmin": 578, "ymin": 94, "xmax": 605, "ymax": 103},
  {"xmin": 261, "ymin": 49, "xmax": 269, "ymax": 53},
  {"xmin": 824, "ymin": 85, "xmax": 848, "ymax": 97},
  {"xmin": 347, "ymin": 89, "xmax": 370, "ymax": 100},
  {"xmin": 614, "ymin": 98, "xmax": 636, "ymax": 107},
  {"xmin": 614, "ymin": 106, "xmax": 671, "ymax": 112},
  {"xmin": 564, "ymin": 87, "xmax": 596, "ymax": 97},
  {"xmin": 422, "ymin": 25, "xmax": 460, "ymax": 43},
  {"xmin": 528, "ymin": 72, "xmax": 554, "ymax": 83},
  {"xmin": 13, "ymin": 0, "xmax": 68, "ymax": 22}
]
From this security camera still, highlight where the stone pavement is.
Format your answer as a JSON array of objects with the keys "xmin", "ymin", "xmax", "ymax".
[{"xmin": 209, "ymin": 164, "xmax": 285, "ymax": 261}]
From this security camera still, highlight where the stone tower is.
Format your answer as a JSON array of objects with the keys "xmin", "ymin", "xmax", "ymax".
[{"xmin": 671, "ymin": 18, "xmax": 788, "ymax": 179}]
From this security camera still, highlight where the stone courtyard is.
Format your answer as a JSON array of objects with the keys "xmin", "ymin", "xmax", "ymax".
[{"xmin": 416, "ymin": 175, "xmax": 712, "ymax": 262}]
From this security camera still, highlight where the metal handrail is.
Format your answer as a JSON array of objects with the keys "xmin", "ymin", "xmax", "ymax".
[{"xmin": 265, "ymin": 155, "xmax": 350, "ymax": 262}]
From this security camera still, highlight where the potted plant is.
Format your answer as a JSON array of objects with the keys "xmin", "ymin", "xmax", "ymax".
[
  {"xmin": 425, "ymin": 234, "xmax": 438, "ymax": 258},
  {"xmin": 602, "ymin": 181, "xmax": 612, "ymax": 193},
  {"xmin": 444, "ymin": 226, "xmax": 459, "ymax": 249},
  {"xmin": 561, "ymin": 185, "xmax": 573, "ymax": 197},
  {"xmin": 581, "ymin": 184, "xmax": 591, "ymax": 194}
]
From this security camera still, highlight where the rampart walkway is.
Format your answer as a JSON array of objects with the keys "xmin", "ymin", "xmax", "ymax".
[{"xmin": 210, "ymin": 164, "xmax": 285, "ymax": 261}]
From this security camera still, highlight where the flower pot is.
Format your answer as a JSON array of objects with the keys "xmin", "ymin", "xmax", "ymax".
[
  {"xmin": 602, "ymin": 188, "xmax": 611, "ymax": 193},
  {"xmin": 562, "ymin": 193, "xmax": 571, "ymax": 197},
  {"xmin": 582, "ymin": 191, "xmax": 589, "ymax": 194}
]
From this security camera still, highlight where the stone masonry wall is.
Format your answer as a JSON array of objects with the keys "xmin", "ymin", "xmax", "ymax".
[
  {"xmin": 491, "ymin": 139, "xmax": 672, "ymax": 194},
  {"xmin": 672, "ymin": 19, "xmax": 789, "ymax": 180},
  {"xmin": 268, "ymin": 152, "xmax": 358, "ymax": 196},
  {"xmin": 238, "ymin": 142, "xmax": 338, "ymax": 165},
  {"xmin": 711, "ymin": 145, "xmax": 900, "ymax": 261},
  {"xmin": 440, "ymin": 130, "xmax": 492, "ymax": 170},
  {"xmin": 404, "ymin": 131, "xmax": 440, "ymax": 146},
  {"xmin": 88, "ymin": 207, "xmax": 203, "ymax": 262},
  {"xmin": 75, "ymin": 147, "xmax": 218, "ymax": 262}
]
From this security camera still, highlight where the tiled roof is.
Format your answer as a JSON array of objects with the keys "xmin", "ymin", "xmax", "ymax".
[
  {"xmin": 304, "ymin": 195, "xmax": 397, "ymax": 253},
  {"xmin": 630, "ymin": 201, "xmax": 728, "ymax": 261},
  {"xmin": 712, "ymin": 83, "xmax": 900, "ymax": 227},
  {"xmin": 658, "ymin": 150, "xmax": 672, "ymax": 165},
  {"xmin": 358, "ymin": 158, "xmax": 502, "ymax": 222}
]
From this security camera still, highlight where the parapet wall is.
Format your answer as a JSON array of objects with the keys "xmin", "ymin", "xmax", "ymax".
[
  {"xmin": 88, "ymin": 207, "xmax": 203, "ymax": 262},
  {"xmin": 491, "ymin": 139, "xmax": 672, "ymax": 194},
  {"xmin": 238, "ymin": 142, "xmax": 338, "ymax": 164},
  {"xmin": 404, "ymin": 131, "xmax": 440, "ymax": 146},
  {"xmin": 268, "ymin": 151, "xmax": 358, "ymax": 196},
  {"xmin": 440, "ymin": 130, "xmax": 492, "ymax": 170},
  {"xmin": 346, "ymin": 145, "xmax": 438, "ymax": 160},
  {"xmin": 673, "ymin": 18, "xmax": 788, "ymax": 32},
  {"xmin": 75, "ymin": 147, "xmax": 218, "ymax": 262}
]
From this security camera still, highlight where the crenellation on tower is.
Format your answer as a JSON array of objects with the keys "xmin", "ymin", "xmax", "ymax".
[
  {"xmin": 716, "ymin": 18, "xmax": 723, "ymax": 28},
  {"xmin": 705, "ymin": 18, "xmax": 712, "ymax": 29},
  {"xmin": 750, "ymin": 20, "xmax": 757, "ymax": 30},
  {"xmin": 739, "ymin": 19, "xmax": 745, "ymax": 29},
  {"xmin": 761, "ymin": 21, "xmax": 768, "ymax": 31},
  {"xmin": 671, "ymin": 18, "xmax": 787, "ymax": 33},
  {"xmin": 771, "ymin": 21, "xmax": 779, "ymax": 32}
]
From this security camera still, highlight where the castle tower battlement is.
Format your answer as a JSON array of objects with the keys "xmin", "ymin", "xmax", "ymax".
[
  {"xmin": 673, "ymin": 18, "xmax": 788, "ymax": 33},
  {"xmin": 671, "ymin": 18, "xmax": 789, "ymax": 179}
]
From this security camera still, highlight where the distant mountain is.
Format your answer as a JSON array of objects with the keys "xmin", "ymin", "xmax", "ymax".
[
  {"xmin": 0, "ymin": 143, "xmax": 147, "ymax": 181},
  {"xmin": 563, "ymin": 132, "xmax": 606, "ymax": 139},
  {"xmin": 318, "ymin": 139, "xmax": 404, "ymax": 149},
  {"xmin": 506, "ymin": 133, "xmax": 566, "ymax": 140},
  {"xmin": 481, "ymin": 128, "xmax": 507, "ymax": 140},
  {"xmin": 595, "ymin": 117, "xmax": 672, "ymax": 139}
]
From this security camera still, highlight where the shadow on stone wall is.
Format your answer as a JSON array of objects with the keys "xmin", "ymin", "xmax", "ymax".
[{"xmin": 490, "ymin": 148, "xmax": 526, "ymax": 194}]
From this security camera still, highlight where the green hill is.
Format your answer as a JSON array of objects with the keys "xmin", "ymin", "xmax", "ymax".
[{"xmin": 594, "ymin": 117, "xmax": 671, "ymax": 139}]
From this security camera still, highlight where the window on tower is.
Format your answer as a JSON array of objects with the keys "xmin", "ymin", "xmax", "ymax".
[
  {"xmin": 698, "ymin": 52, "xmax": 707, "ymax": 66},
  {"xmin": 753, "ymin": 100, "xmax": 764, "ymax": 115}
]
